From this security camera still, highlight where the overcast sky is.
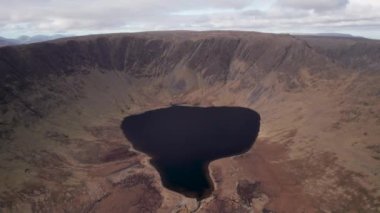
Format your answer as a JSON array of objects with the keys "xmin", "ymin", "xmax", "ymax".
[{"xmin": 1, "ymin": 0, "xmax": 380, "ymax": 39}]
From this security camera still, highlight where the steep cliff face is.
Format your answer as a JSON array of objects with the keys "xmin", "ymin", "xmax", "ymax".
[
  {"xmin": 299, "ymin": 35, "xmax": 380, "ymax": 71},
  {"xmin": 0, "ymin": 32, "xmax": 324, "ymax": 85},
  {"xmin": 0, "ymin": 31, "xmax": 379, "ymax": 212},
  {"xmin": 0, "ymin": 32, "xmax": 332, "ymax": 128}
]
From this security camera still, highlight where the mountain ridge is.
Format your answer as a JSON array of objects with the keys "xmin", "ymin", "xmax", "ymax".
[{"xmin": 0, "ymin": 31, "xmax": 379, "ymax": 212}]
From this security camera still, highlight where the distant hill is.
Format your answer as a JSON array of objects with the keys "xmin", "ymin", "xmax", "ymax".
[
  {"xmin": 0, "ymin": 34, "xmax": 68, "ymax": 47},
  {"xmin": 0, "ymin": 36, "xmax": 19, "ymax": 47}
]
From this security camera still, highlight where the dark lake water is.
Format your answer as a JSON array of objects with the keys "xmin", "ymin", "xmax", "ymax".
[{"xmin": 121, "ymin": 106, "xmax": 260, "ymax": 200}]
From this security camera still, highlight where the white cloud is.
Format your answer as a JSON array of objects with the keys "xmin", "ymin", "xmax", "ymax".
[
  {"xmin": 0, "ymin": 0, "xmax": 379, "ymax": 39},
  {"xmin": 278, "ymin": 0, "xmax": 349, "ymax": 11}
]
